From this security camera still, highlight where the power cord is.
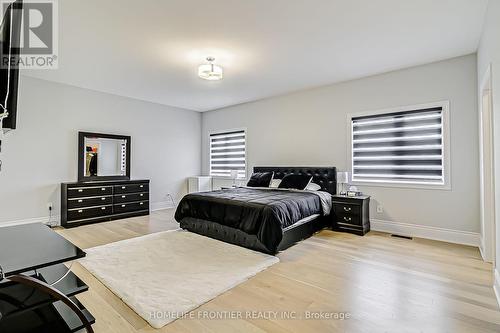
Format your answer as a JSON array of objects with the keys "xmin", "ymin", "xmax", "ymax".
[
  {"xmin": 166, "ymin": 193, "xmax": 176, "ymax": 207},
  {"xmin": 0, "ymin": 3, "xmax": 14, "ymax": 115},
  {"xmin": 46, "ymin": 206, "xmax": 57, "ymax": 228},
  {"xmin": 0, "ymin": 3, "xmax": 16, "ymax": 170},
  {"xmin": 47, "ymin": 206, "xmax": 53, "ymax": 226}
]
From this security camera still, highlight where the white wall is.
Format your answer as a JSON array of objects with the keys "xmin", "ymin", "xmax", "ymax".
[
  {"xmin": 202, "ymin": 55, "xmax": 479, "ymax": 236},
  {"xmin": 0, "ymin": 76, "xmax": 201, "ymax": 225},
  {"xmin": 477, "ymin": 0, "xmax": 500, "ymax": 273}
]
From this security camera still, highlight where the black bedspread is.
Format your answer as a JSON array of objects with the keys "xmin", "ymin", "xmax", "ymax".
[{"xmin": 174, "ymin": 187, "xmax": 323, "ymax": 253}]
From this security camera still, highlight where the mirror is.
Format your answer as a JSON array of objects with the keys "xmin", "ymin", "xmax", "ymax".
[{"xmin": 78, "ymin": 132, "xmax": 131, "ymax": 181}]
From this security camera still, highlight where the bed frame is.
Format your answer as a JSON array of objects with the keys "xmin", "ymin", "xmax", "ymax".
[{"xmin": 180, "ymin": 166, "xmax": 336, "ymax": 254}]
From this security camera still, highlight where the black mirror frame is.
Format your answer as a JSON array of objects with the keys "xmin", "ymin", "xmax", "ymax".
[{"xmin": 78, "ymin": 131, "xmax": 131, "ymax": 182}]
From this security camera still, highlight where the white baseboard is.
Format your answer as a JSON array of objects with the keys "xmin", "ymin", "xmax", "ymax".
[
  {"xmin": 0, "ymin": 202, "xmax": 175, "ymax": 228},
  {"xmin": 479, "ymin": 237, "xmax": 494, "ymax": 263},
  {"xmin": 0, "ymin": 215, "xmax": 61, "ymax": 228},
  {"xmin": 494, "ymin": 268, "xmax": 500, "ymax": 307},
  {"xmin": 151, "ymin": 201, "xmax": 175, "ymax": 211},
  {"xmin": 371, "ymin": 219, "xmax": 480, "ymax": 247}
]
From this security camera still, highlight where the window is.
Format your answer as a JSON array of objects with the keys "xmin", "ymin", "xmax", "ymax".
[
  {"xmin": 351, "ymin": 103, "xmax": 448, "ymax": 187},
  {"xmin": 209, "ymin": 129, "xmax": 246, "ymax": 178}
]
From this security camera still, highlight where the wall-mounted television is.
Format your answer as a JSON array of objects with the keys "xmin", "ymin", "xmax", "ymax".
[{"xmin": 0, "ymin": 0, "xmax": 22, "ymax": 133}]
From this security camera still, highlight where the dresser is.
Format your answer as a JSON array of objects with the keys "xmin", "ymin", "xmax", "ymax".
[
  {"xmin": 61, "ymin": 179, "xmax": 150, "ymax": 228},
  {"xmin": 332, "ymin": 195, "xmax": 370, "ymax": 235}
]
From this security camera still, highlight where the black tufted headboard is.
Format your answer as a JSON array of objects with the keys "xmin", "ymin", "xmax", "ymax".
[{"xmin": 253, "ymin": 166, "xmax": 337, "ymax": 195}]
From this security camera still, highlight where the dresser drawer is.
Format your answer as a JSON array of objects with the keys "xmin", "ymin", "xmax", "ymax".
[
  {"xmin": 68, "ymin": 186, "xmax": 113, "ymax": 198},
  {"xmin": 68, "ymin": 196, "xmax": 112, "ymax": 209},
  {"xmin": 333, "ymin": 203, "xmax": 361, "ymax": 216},
  {"xmin": 114, "ymin": 192, "xmax": 148, "ymax": 203},
  {"xmin": 67, "ymin": 205, "xmax": 112, "ymax": 221},
  {"xmin": 114, "ymin": 183, "xmax": 149, "ymax": 194},
  {"xmin": 336, "ymin": 214, "xmax": 362, "ymax": 226},
  {"xmin": 113, "ymin": 201, "xmax": 149, "ymax": 214}
]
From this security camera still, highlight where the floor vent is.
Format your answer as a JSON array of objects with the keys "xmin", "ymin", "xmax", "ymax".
[{"xmin": 391, "ymin": 234, "xmax": 413, "ymax": 240}]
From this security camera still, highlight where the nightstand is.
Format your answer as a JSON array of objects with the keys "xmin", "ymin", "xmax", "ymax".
[{"xmin": 332, "ymin": 195, "xmax": 370, "ymax": 235}]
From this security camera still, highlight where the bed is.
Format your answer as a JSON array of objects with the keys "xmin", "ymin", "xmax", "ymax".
[{"xmin": 175, "ymin": 167, "xmax": 336, "ymax": 254}]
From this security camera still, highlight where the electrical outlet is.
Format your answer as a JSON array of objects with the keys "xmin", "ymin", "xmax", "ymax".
[
  {"xmin": 376, "ymin": 205, "xmax": 383, "ymax": 213},
  {"xmin": 47, "ymin": 202, "xmax": 53, "ymax": 211}
]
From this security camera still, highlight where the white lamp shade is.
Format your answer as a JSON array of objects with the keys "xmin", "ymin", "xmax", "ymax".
[{"xmin": 337, "ymin": 171, "xmax": 349, "ymax": 183}]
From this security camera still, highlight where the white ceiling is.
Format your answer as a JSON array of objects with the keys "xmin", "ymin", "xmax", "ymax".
[{"xmin": 23, "ymin": 0, "xmax": 488, "ymax": 112}]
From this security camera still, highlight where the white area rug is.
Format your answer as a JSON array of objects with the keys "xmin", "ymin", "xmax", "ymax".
[{"xmin": 79, "ymin": 230, "xmax": 279, "ymax": 328}]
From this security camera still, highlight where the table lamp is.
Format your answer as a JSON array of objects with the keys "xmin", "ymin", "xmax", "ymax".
[{"xmin": 337, "ymin": 171, "xmax": 349, "ymax": 195}]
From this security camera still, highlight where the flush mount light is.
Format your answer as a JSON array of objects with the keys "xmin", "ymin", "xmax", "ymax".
[{"xmin": 198, "ymin": 57, "xmax": 223, "ymax": 81}]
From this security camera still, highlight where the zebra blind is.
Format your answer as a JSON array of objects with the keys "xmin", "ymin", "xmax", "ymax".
[
  {"xmin": 210, "ymin": 130, "xmax": 246, "ymax": 178},
  {"xmin": 351, "ymin": 106, "xmax": 444, "ymax": 185}
]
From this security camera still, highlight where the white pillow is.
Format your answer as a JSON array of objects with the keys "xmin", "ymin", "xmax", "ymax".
[
  {"xmin": 305, "ymin": 182, "xmax": 321, "ymax": 191},
  {"xmin": 270, "ymin": 179, "xmax": 282, "ymax": 188}
]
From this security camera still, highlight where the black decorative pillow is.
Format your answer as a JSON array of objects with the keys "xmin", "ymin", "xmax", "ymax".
[
  {"xmin": 278, "ymin": 174, "xmax": 313, "ymax": 190},
  {"xmin": 247, "ymin": 172, "xmax": 274, "ymax": 187}
]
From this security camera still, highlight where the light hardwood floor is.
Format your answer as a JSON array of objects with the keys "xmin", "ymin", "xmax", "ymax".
[{"xmin": 57, "ymin": 210, "xmax": 500, "ymax": 333}]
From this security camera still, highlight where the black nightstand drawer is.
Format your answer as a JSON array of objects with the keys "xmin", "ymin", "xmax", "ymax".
[
  {"xmin": 68, "ymin": 196, "xmax": 112, "ymax": 209},
  {"xmin": 113, "ymin": 201, "xmax": 149, "ymax": 214},
  {"xmin": 67, "ymin": 205, "xmax": 112, "ymax": 221},
  {"xmin": 114, "ymin": 183, "xmax": 149, "ymax": 194},
  {"xmin": 336, "ymin": 214, "xmax": 361, "ymax": 226},
  {"xmin": 333, "ymin": 203, "xmax": 360, "ymax": 216},
  {"xmin": 114, "ymin": 192, "xmax": 148, "ymax": 203},
  {"xmin": 68, "ymin": 186, "xmax": 112, "ymax": 198}
]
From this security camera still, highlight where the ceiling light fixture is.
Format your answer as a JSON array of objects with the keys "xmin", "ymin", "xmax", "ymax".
[{"xmin": 198, "ymin": 57, "xmax": 223, "ymax": 81}]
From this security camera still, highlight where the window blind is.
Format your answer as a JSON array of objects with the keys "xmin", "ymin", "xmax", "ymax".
[
  {"xmin": 351, "ymin": 107, "xmax": 444, "ymax": 185},
  {"xmin": 210, "ymin": 130, "xmax": 246, "ymax": 178}
]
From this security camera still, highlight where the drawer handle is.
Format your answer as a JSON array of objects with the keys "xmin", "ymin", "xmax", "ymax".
[
  {"xmin": 78, "ymin": 200, "xmax": 83, "ymax": 203},
  {"xmin": 121, "ymin": 186, "xmax": 126, "ymax": 189},
  {"xmin": 101, "ymin": 197, "xmax": 106, "ymax": 201},
  {"xmin": 343, "ymin": 217, "xmax": 352, "ymax": 222},
  {"xmin": 78, "ymin": 209, "xmax": 83, "ymax": 213},
  {"xmin": 343, "ymin": 206, "xmax": 352, "ymax": 212},
  {"xmin": 78, "ymin": 189, "xmax": 83, "ymax": 193},
  {"xmin": 140, "ymin": 185, "xmax": 144, "ymax": 188},
  {"xmin": 101, "ymin": 188, "xmax": 106, "ymax": 191},
  {"xmin": 101, "ymin": 207, "xmax": 106, "ymax": 210},
  {"xmin": 140, "ymin": 194, "xmax": 144, "ymax": 197},
  {"xmin": 121, "ymin": 204, "xmax": 126, "ymax": 208},
  {"xmin": 121, "ymin": 195, "xmax": 126, "ymax": 198},
  {"xmin": 140, "ymin": 202, "xmax": 144, "ymax": 205}
]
